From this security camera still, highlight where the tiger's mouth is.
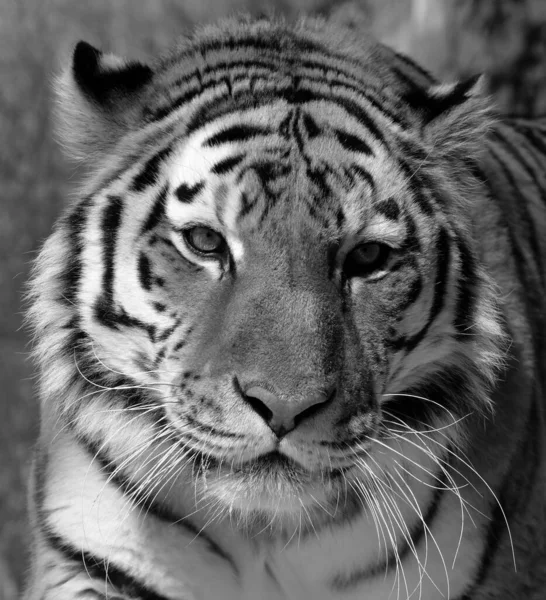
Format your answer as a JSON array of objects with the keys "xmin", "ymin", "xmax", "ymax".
[
  {"xmin": 234, "ymin": 450, "xmax": 303, "ymax": 474},
  {"xmin": 185, "ymin": 434, "xmax": 365, "ymax": 479},
  {"xmin": 189, "ymin": 444, "xmax": 365, "ymax": 532},
  {"xmin": 191, "ymin": 447, "xmax": 326, "ymax": 479},
  {"xmin": 194, "ymin": 445, "xmax": 353, "ymax": 499},
  {"xmin": 230, "ymin": 449, "xmax": 347, "ymax": 481}
]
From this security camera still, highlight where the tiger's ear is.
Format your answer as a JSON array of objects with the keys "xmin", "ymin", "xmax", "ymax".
[
  {"xmin": 55, "ymin": 41, "xmax": 153, "ymax": 161},
  {"xmin": 405, "ymin": 75, "xmax": 493, "ymax": 158}
]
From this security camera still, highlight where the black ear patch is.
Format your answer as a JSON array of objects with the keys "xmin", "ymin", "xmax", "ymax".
[
  {"xmin": 73, "ymin": 41, "xmax": 153, "ymax": 106},
  {"xmin": 404, "ymin": 75, "xmax": 484, "ymax": 124}
]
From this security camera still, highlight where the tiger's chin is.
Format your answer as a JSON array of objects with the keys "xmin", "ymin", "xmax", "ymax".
[{"xmin": 196, "ymin": 452, "xmax": 358, "ymax": 536}]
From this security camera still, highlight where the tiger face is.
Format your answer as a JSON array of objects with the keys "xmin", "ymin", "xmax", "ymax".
[
  {"xmin": 40, "ymin": 19, "xmax": 505, "ymax": 535},
  {"xmin": 126, "ymin": 106, "xmax": 404, "ymax": 514}
]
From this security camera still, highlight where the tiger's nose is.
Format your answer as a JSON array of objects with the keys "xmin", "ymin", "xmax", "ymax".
[{"xmin": 241, "ymin": 383, "xmax": 334, "ymax": 438}]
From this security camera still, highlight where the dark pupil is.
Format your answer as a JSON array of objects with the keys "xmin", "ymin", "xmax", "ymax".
[
  {"xmin": 344, "ymin": 243, "xmax": 389, "ymax": 278},
  {"xmin": 189, "ymin": 227, "xmax": 223, "ymax": 253},
  {"xmin": 355, "ymin": 243, "xmax": 381, "ymax": 264}
]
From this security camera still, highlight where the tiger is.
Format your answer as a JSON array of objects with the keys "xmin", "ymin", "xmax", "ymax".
[{"xmin": 24, "ymin": 12, "xmax": 546, "ymax": 600}]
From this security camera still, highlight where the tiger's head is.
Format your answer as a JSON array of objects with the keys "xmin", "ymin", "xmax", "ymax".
[{"xmin": 31, "ymin": 17, "xmax": 506, "ymax": 534}]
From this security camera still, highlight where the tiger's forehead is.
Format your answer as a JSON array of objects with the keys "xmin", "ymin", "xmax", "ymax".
[
  {"xmin": 163, "ymin": 99, "xmax": 406, "ymax": 241},
  {"xmin": 145, "ymin": 16, "xmax": 421, "ymax": 124}
]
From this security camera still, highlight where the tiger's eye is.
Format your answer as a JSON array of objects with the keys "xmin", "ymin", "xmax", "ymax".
[
  {"xmin": 184, "ymin": 226, "xmax": 226, "ymax": 254},
  {"xmin": 344, "ymin": 243, "xmax": 391, "ymax": 277}
]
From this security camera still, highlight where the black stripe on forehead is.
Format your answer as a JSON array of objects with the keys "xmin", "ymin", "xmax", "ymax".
[
  {"xmin": 374, "ymin": 197, "xmax": 400, "ymax": 220},
  {"xmin": 175, "ymin": 181, "xmax": 204, "ymax": 203},
  {"xmin": 301, "ymin": 112, "xmax": 320, "ymax": 138},
  {"xmin": 334, "ymin": 129, "xmax": 373, "ymax": 156},
  {"xmin": 203, "ymin": 124, "xmax": 272, "ymax": 146},
  {"xmin": 211, "ymin": 154, "xmax": 245, "ymax": 175}
]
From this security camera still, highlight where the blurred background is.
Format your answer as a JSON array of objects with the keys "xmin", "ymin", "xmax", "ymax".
[{"xmin": 1, "ymin": 0, "xmax": 545, "ymax": 597}]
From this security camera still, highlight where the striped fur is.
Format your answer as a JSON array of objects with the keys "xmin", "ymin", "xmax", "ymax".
[{"xmin": 25, "ymin": 15, "xmax": 545, "ymax": 600}]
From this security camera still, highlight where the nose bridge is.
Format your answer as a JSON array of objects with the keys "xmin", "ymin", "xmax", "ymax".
[{"xmin": 224, "ymin": 264, "xmax": 343, "ymax": 398}]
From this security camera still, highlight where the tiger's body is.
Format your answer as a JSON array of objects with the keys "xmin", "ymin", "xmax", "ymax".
[{"xmin": 25, "ymin": 15, "xmax": 545, "ymax": 600}]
